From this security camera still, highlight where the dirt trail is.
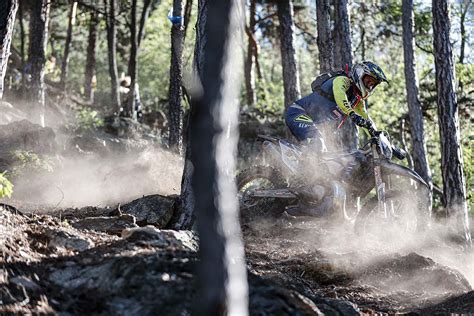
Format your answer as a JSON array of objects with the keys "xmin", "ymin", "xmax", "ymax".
[{"xmin": 1, "ymin": 203, "xmax": 473, "ymax": 315}]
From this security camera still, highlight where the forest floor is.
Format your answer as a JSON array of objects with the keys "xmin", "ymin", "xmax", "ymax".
[
  {"xmin": 1, "ymin": 101, "xmax": 473, "ymax": 315},
  {"xmin": 1, "ymin": 200, "xmax": 473, "ymax": 315}
]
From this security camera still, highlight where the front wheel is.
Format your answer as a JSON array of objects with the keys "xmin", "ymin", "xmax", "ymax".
[{"xmin": 354, "ymin": 178, "xmax": 430, "ymax": 237}]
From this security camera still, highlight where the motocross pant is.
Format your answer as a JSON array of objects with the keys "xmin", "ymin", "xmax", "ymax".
[{"xmin": 285, "ymin": 104, "xmax": 327, "ymax": 153}]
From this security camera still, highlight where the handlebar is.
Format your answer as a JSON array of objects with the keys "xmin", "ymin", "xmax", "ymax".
[{"xmin": 360, "ymin": 134, "xmax": 407, "ymax": 161}]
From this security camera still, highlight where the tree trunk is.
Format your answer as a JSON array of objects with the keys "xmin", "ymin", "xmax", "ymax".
[
  {"xmin": 402, "ymin": 0, "xmax": 432, "ymax": 206},
  {"xmin": 126, "ymin": 0, "xmax": 139, "ymax": 118},
  {"xmin": 28, "ymin": 0, "xmax": 50, "ymax": 127},
  {"xmin": 183, "ymin": 0, "xmax": 193, "ymax": 41},
  {"xmin": 174, "ymin": 0, "xmax": 209, "ymax": 231},
  {"xmin": 187, "ymin": 1, "xmax": 248, "ymax": 314},
  {"xmin": 316, "ymin": 0, "xmax": 333, "ymax": 73},
  {"xmin": 459, "ymin": 0, "xmax": 471, "ymax": 64},
  {"xmin": 137, "ymin": 0, "xmax": 153, "ymax": 48},
  {"xmin": 84, "ymin": 10, "xmax": 98, "ymax": 103},
  {"xmin": 432, "ymin": 0, "xmax": 472, "ymax": 247},
  {"xmin": 277, "ymin": 0, "xmax": 301, "ymax": 108},
  {"xmin": 105, "ymin": 0, "xmax": 121, "ymax": 112},
  {"xmin": 333, "ymin": 0, "xmax": 356, "ymax": 151},
  {"xmin": 244, "ymin": 0, "xmax": 257, "ymax": 107},
  {"xmin": 168, "ymin": 0, "xmax": 185, "ymax": 155},
  {"xmin": 60, "ymin": 1, "xmax": 77, "ymax": 90},
  {"xmin": 19, "ymin": 0, "xmax": 26, "ymax": 90},
  {"xmin": 0, "ymin": 0, "xmax": 18, "ymax": 99},
  {"xmin": 333, "ymin": 0, "xmax": 352, "ymax": 68}
]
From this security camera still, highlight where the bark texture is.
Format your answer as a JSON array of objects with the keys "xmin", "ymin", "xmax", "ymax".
[
  {"xmin": 28, "ymin": 0, "xmax": 50, "ymax": 127},
  {"xmin": 244, "ymin": 0, "xmax": 257, "ymax": 106},
  {"xmin": 105, "ymin": 0, "xmax": 121, "ymax": 111},
  {"xmin": 0, "ymin": 0, "xmax": 18, "ymax": 99},
  {"xmin": 333, "ymin": 0, "xmax": 356, "ymax": 151},
  {"xmin": 84, "ymin": 10, "xmax": 99, "ymax": 103},
  {"xmin": 402, "ymin": 0, "xmax": 432, "ymax": 195},
  {"xmin": 168, "ymin": 0, "xmax": 185, "ymax": 155},
  {"xmin": 126, "ymin": 0, "xmax": 139, "ymax": 118},
  {"xmin": 432, "ymin": 0, "xmax": 471, "ymax": 246},
  {"xmin": 277, "ymin": 0, "xmax": 301, "ymax": 108},
  {"xmin": 316, "ymin": 0, "xmax": 333, "ymax": 73}
]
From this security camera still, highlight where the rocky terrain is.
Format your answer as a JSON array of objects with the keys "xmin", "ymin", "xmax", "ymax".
[
  {"xmin": 0, "ymin": 105, "xmax": 473, "ymax": 315},
  {"xmin": 1, "ymin": 199, "xmax": 473, "ymax": 315}
]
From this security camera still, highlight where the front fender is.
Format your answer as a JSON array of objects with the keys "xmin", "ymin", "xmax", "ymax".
[{"xmin": 379, "ymin": 160, "xmax": 429, "ymax": 189}]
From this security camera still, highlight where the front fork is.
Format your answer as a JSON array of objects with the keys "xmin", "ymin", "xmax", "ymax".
[{"xmin": 372, "ymin": 145, "xmax": 387, "ymax": 218}]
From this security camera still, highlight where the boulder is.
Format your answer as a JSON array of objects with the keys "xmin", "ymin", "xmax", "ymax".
[
  {"xmin": 0, "ymin": 119, "xmax": 56, "ymax": 154},
  {"xmin": 359, "ymin": 252, "xmax": 472, "ymax": 295},
  {"xmin": 110, "ymin": 194, "xmax": 177, "ymax": 228},
  {"xmin": 121, "ymin": 226, "xmax": 198, "ymax": 251}
]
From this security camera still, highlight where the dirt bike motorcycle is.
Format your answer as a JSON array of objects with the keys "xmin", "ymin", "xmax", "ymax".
[{"xmin": 237, "ymin": 132, "xmax": 431, "ymax": 233}]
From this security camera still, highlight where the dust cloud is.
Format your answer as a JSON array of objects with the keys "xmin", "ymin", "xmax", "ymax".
[{"xmin": 11, "ymin": 148, "xmax": 183, "ymax": 208}]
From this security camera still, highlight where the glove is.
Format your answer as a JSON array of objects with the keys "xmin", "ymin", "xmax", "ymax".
[
  {"xmin": 349, "ymin": 112, "xmax": 380, "ymax": 137},
  {"xmin": 349, "ymin": 111, "xmax": 367, "ymax": 127},
  {"xmin": 368, "ymin": 126, "xmax": 380, "ymax": 137}
]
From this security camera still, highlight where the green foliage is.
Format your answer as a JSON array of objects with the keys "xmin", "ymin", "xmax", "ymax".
[
  {"xmin": 11, "ymin": 150, "xmax": 55, "ymax": 176},
  {"xmin": 0, "ymin": 173, "xmax": 14, "ymax": 198},
  {"xmin": 75, "ymin": 107, "xmax": 104, "ymax": 132}
]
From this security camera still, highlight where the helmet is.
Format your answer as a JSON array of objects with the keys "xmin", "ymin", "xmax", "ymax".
[{"xmin": 350, "ymin": 61, "xmax": 389, "ymax": 98}]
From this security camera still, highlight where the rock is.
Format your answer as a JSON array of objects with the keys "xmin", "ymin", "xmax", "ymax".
[
  {"xmin": 418, "ymin": 290, "xmax": 474, "ymax": 314},
  {"xmin": 249, "ymin": 272, "xmax": 328, "ymax": 316},
  {"xmin": 110, "ymin": 194, "xmax": 176, "ymax": 228},
  {"xmin": 45, "ymin": 229, "xmax": 94, "ymax": 252},
  {"xmin": 360, "ymin": 252, "xmax": 472, "ymax": 295},
  {"xmin": 0, "ymin": 119, "xmax": 56, "ymax": 154},
  {"xmin": 121, "ymin": 226, "xmax": 198, "ymax": 251},
  {"xmin": 10, "ymin": 276, "xmax": 41, "ymax": 291},
  {"xmin": 71, "ymin": 215, "xmax": 138, "ymax": 235}
]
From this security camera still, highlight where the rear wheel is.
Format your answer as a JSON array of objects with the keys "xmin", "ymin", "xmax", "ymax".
[{"xmin": 236, "ymin": 166, "xmax": 291, "ymax": 220}]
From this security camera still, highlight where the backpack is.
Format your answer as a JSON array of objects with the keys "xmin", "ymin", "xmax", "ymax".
[{"xmin": 310, "ymin": 66, "xmax": 350, "ymax": 99}]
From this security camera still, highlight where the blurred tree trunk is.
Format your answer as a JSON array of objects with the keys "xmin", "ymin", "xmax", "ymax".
[
  {"xmin": 333, "ymin": 0, "xmax": 357, "ymax": 151},
  {"xmin": 105, "ymin": 0, "xmax": 121, "ymax": 112},
  {"xmin": 277, "ymin": 0, "xmax": 301, "ymax": 108},
  {"xmin": 60, "ymin": 1, "xmax": 77, "ymax": 90},
  {"xmin": 84, "ymin": 10, "xmax": 99, "ymax": 103},
  {"xmin": 316, "ymin": 0, "xmax": 332, "ymax": 73},
  {"xmin": 244, "ymin": 0, "xmax": 256, "ymax": 107},
  {"xmin": 0, "ymin": 0, "xmax": 18, "ymax": 99},
  {"xmin": 459, "ymin": 0, "xmax": 471, "ymax": 64},
  {"xmin": 432, "ymin": 0, "xmax": 472, "ymax": 247},
  {"xmin": 28, "ymin": 0, "xmax": 50, "ymax": 127},
  {"xmin": 168, "ymin": 0, "xmax": 185, "ymax": 155},
  {"xmin": 402, "ymin": 0, "xmax": 432, "ymax": 207},
  {"xmin": 186, "ymin": 1, "xmax": 248, "ymax": 314}
]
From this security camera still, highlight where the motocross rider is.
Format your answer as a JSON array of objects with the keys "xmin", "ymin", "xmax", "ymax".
[{"xmin": 284, "ymin": 61, "xmax": 389, "ymax": 217}]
